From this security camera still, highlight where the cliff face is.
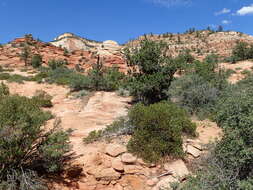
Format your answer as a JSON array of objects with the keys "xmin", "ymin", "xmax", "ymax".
[{"xmin": 50, "ymin": 33, "xmax": 122, "ymax": 55}]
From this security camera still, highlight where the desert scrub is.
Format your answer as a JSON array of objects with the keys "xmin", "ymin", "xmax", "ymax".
[
  {"xmin": 127, "ymin": 102, "xmax": 196, "ymax": 162},
  {"xmin": 83, "ymin": 117, "xmax": 134, "ymax": 144}
]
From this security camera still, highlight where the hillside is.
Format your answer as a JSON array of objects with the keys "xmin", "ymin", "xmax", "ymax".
[
  {"xmin": 1, "ymin": 31, "xmax": 253, "ymax": 72},
  {"xmin": 0, "ymin": 34, "xmax": 126, "ymax": 72},
  {"xmin": 126, "ymin": 30, "xmax": 253, "ymax": 59},
  {"xmin": 0, "ymin": 30, "xmax": 253, "ymax": 190}
]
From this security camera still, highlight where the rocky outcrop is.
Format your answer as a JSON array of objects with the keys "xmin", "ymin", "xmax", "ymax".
[{"xmin": 50, "ymin": 33, "xmax": 122, "ymax": 56}]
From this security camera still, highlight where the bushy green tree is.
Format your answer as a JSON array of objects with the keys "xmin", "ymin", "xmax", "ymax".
[
  {"xmin": 124, "ymin": 40, "xmax": 181, "ymax": 104},
  {"xmin": 20, "ymin": 45, "xmax": 31, "ymax": 66},
  {"xmin": 127, "ymin": 102, "xmax": 196, "ymax": 162},
  {"xmin": 88, "ymin": 56, "xmax": 105, "ymax": 91}
]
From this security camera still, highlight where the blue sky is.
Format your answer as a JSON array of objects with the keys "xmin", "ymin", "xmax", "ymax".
[{"xmin": 0, "ymin": 0, "xmax": 253, "ymax": 44}]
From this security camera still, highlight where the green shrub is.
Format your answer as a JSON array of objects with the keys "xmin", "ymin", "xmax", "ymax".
[
  {"xmin": 31, "ymin": 54, "xmax": 43, "ymax": 68},
  {"xmin": 231, "ymin": 42, "xmax": 253, "ymax": 62},
  {"xmin": 215, "ymin": 89, "xmax": 253, "ymax": 129},
  {"xmin": 168, "ymin": 75, "xmax": 220, "ymax": 119},
  {"xmin": 69, "ymin": 73, "xmax": 90, "ymax": 91},
  {"xmin": 31, "ymin": 90, "xmax": 53, "ymax": 108},
  {"xmin": 0, "ymin": 93, "xmax": 71, "ymax": 189},
  {"xmin": 48, "ymin": 59, "xmax": 68, "ymax": 70},
  {"xmin": 127, "ymin": 102, "xmax": 196, "ymax": 162},
  {"xmin": 0, "ymin": 82, "xmax": 9, "ymax": 98},
  {"xmin": 103, "ymin": 67, "xmax": 125, "ymax": 91}
]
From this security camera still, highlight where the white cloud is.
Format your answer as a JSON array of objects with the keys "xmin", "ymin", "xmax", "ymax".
[
  {"xmin": 222, "ymin": 20, "xmax": 231, "ymax": 25},
  {"xmin": 215, "ymin": 8, "xmax": 231, "ymax": 16},
  {"xmin": 149, "ymin": 0, "xmax": 191, "ymax": 7},
  {"xmin": 237, "ymin": 4, "xmax": 253, "ymax": 16}
]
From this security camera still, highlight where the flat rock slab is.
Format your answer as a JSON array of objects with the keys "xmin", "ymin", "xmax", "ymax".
[{"xmin": 105, "ymin": 144, "xmax": 127, "ymax": 157}]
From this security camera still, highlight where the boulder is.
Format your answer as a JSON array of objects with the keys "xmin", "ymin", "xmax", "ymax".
[
  {"xmin": 112, "ymin": 158, "xmax": 124, "ymax": 171},
  {"xmin": 94, "ymin": 168, "xmax": 121, "ymax": 181},
  {"xmin": 164, "ymin": 159, "xmax": 189, "ymax": 179},
  {"xmin": 121, "ymin": 153, "xmax": 137, "ymax": 164},
  {"xmin": 106, "ymin": 144, "xmax": 127, "ymax": 157}
]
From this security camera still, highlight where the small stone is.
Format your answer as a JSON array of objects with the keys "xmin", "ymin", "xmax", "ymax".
[
  {"xmin": 187, "ymin": 145, "xmax": 201, "ymax": 158},
  {"xmin": 154, "ymin": 176, "xmax": 178, "ymax": 190},
  {"xmin": 106, "ymin": 144, "xmax": 127, "ymax": 157},
  {"xmin": 112, "ymin": 158, "xmax": 124, "ymax": 171},
  {"xmin": 121, "ymin": 153, "xmax": 137, "ymax": 164},
  {"xmin": 147, "ymin": 178, "xmax": 159, "ymax": 186},
  {"xmin": 111, "ymin": 180, "xmax": 117, "ymax": 185}
]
